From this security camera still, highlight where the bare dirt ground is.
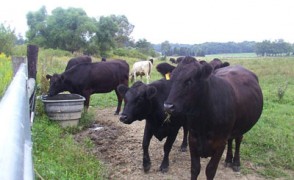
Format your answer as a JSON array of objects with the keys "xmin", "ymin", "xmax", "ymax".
[{"xmin": 75, "ymin": 107, "xmax": 266, "ymax": 180}]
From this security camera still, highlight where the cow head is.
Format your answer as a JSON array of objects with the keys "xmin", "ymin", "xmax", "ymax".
[
  {"xmin": 46, "ymin": 73, "xmax": 66, "ymax": 96},
  {"xmin": 117, "ymin": 81, "xmax": 157, "ymax": 124},
  {"xmin": 164, "ymin": 58, "xmax": 213, "ymax": 114}
]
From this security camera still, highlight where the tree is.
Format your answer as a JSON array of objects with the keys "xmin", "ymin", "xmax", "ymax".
[
  {"xmin": 94, "ymin": 16, "xmax": 119, "ymax": 57},
  {"xmin": 26, "ymin": 7, "xmax": 96, "ymax": 53},
  {"xmin": 0, "ymin": 23, "xmax": 16, "ymax": 56},
  {"xmin": 110, "ymin": 15, "xmax": 134, "ymax": 47},
  {"xmin": 46, "ymin": 7, "xmax": 96, "ymax": 53},
  {"xmin": 255, "ymin": 39, "xmax": 292, "ymax": 56},
  {"xmin": 26, "ymin": 6, "xmax": 48, "ymax": 46},
  {"xmin": 135, "ymin": 39, "xmax": 156, "ymax": 57},
  {"xmin": 161, "ymin": 41, "xmax": 171, "ymax": 56}
]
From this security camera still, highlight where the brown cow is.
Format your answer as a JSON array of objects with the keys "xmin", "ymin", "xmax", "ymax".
[
  {"xmin": 46, "ymin": 59, "xmax": 129, "ymax": 115},
  {"xmin": 164, "ymin": 57, "xmax": 263, "ymax": 179},
  {"xmin": 65, "ymin": 56, "xmax": 92, "ymax": 70}
]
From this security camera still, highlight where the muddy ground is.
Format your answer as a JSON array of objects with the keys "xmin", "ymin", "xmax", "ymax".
[{"xmin": 75, "ymin": 107, "xmax": 266, "ymax": 180}]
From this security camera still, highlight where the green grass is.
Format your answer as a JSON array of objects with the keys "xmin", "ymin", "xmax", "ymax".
[
  {"xmin": 0, "ymin": 53, "xmax": 12, "ymax": 99},
  {"xmin": 33, "ymin": 101, "xmax": 106, "ymax": 179},
  {"xmin": 33, "ymin": 51, "xmax": 294, "ymax": 179}
]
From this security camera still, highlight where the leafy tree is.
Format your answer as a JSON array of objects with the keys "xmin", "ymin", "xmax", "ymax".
[
  {"xmin": 110, "ymin": 15, "xmax": 134, "ymax": 47},
  {"xmin": 46, "ymin": 7, "xmax": 96, "ymax": 53},
  {"xmin": 0, "ymin": 23, "xmax": 17, "ymax": 56},
  {"xmin": 135, "ymin": 39, "xmax": 155, "ymax": 56},
  {"xmin": 26, "ymin": 6, "xmax": 48, "ymax": 46},
  {"xmin": 94, "ymin": 16, "xmax": 119, "ymax": 57},
  {"xmin": 161, "ymin": 41, "xmax": 171, "ymax": 56},
  {"xmin": 255, "ymin": 39, "xmax": 292, "ymax": 56}
]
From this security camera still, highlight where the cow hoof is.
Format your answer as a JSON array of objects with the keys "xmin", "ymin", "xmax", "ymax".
[
  {"xmin": 232, "ymin": 165, "xmax": 240, "ymax": 172},
  {"xmin": 225, "ymin": 162, "xmax": 233, "ymax": 168},
  {"xmin": 160, "ymin": 166, "xmax": 169, "ymax": 173},
  {"xmin": 143, "ymin": 163, "xmax": 151, "ymax": 173}
]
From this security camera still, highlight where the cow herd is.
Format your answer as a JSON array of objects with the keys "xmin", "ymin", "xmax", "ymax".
[{"xmin": 46, "ymin": 56, "xmax": 263, "ymax": 180}]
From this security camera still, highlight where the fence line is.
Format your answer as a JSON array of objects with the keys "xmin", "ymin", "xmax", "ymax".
[{"xmin": 0, "ymin": 63, "xmax": 34, "ymax": 180}]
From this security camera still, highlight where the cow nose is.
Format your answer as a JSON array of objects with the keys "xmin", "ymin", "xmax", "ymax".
[
  {"xmin": 164, "ymin": 103, "xmax": 175, "ymax": 114},
  {"xmin": 119, "ymin": 114, "xmax": 128, "ymax": 122}
]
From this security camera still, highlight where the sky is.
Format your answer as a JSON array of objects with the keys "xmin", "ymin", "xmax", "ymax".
[{"xmin": 1, "ymin": 0, "xmax": 294, "ymax": 44}]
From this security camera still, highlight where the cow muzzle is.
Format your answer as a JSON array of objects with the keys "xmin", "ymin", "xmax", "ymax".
[
  {"xmin": 119, "ymin": 114, "xmax": 132, "ymax": 124},
  {"xmin": 164, "ymin": 103, "xmax": 175, "ymax": 114}
]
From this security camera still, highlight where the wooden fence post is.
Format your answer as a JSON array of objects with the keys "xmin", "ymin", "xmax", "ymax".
[{"xmin": 27, "ymin": 45, "xmax": 39, "ymax": 79}]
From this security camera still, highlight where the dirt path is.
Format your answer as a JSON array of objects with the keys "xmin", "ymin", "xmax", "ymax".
[{"xmin": 75, "ymin": 107, "xmax": 266, "ymax": 180}]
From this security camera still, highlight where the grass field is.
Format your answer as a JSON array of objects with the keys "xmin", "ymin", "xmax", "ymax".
[
  {"xmin": 0, "ymin": 53, "xmax": 12, "ymax": 99},
  {"xmin": 30, "ymin": 52, "xmax": 294, "ymax": 179}
]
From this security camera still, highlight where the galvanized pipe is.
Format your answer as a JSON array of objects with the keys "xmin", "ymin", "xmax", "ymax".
[{"xmin": 0, "ymin": 63, "xmax": 34, "ymax": 180}]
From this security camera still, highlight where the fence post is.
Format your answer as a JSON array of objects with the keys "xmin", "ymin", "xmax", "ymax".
[{"xmin": 27, "ymin": 45, "xmax": 38, "ymax": 79}]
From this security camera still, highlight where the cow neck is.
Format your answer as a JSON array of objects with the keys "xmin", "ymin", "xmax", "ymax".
[
  {"xmin": 146, "ymin": 98, "xmax": 165, "ymax": 126},
  {"xmin": 186, "ymin": 79, "xmax": 211, "ymax": 117}
]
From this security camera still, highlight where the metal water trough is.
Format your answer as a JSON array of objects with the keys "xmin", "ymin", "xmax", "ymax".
[{"xmin": 41, "ymin": 94, "xmax": 85, "ymax": 127}]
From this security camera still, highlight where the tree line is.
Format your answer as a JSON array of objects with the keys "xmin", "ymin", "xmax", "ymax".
[
  {"xmin": 0, "ymin": 6, "xmax": 157, "ymax": 58},
  {"xmin": 1, "ymin": 6, "xmax": 294, "ymax": 57},
  {"xmin": 158, "ymin": 40, "xmax": 294, "ymax": 57}
]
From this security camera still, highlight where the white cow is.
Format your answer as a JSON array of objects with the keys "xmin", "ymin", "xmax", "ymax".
[{"xmin": 130, "ymin": 60, "xmax": 153, "ymax": 84}]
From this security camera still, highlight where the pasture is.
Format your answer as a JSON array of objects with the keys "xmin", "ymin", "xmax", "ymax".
[
  {"xmin": 29, "ymin": 52, "xmax": 294, "ymax": 179},
  {"xmin": 0, "ymin": 53, "xmax": 12, "ymax": 98}
]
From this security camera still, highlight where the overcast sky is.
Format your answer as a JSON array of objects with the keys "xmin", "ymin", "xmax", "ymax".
[{"xmin": 1, "ymin": 0, "xmax": 293, "ymax": 44}]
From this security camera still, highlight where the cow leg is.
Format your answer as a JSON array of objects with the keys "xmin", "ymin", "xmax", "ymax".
[
  {"xmin": 134, "ymin": 72, "xmax": 137, "ymax": 82},
  {"xmin": 142, "ymin": 122, "xmax": 153, "ymax": 172},
  {"xmin": 189, "ymin": 135, "xmax": 201, "ymax": 180},
  {"xmin": 160, "ymin": 132, "xmax": 178, "ymax": 173},
  {"xmin": 232, "ymin": 135, "xmax": 243, "ymax": 172},
  {"xmin": 114, "ymin": 89, "xmax": 123, "ymax": 115},
  {"xmin": 225, "ymin": 138, "xmax": 233, "ymax": 167},
  {"xmin": 83, "ymin": 93, "xmax": 91, "ymax": 111},
  {"xmin": 180, "ymin": 125, "xmax": 188, "ymax": 152},
  {"xmin": 206, "ymin": 144, "xmax": 226, "ymax": 180}
]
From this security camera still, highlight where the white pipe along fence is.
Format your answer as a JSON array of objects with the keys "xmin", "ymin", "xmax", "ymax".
[{"xmin": 0, "ymin": 63, "xmax": 34, "ymax": 180}]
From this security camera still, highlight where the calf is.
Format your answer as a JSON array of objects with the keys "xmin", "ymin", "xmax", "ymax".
[
  {"xmin": 130, "ymin": 60, "xmax": 153, "ymax": 84},
  {"xmin": 117, "ymin": 79, "xmax": 188, "ymax": 173},
  {"xmin": 164, "ymin": 57, "xmax": 263, "ymax": 179},
  {"xmin": 65, "ymin": 56, "xmax": 92, "ymax": 70},
  {"xmin": 46, "ymin": 59, "xmax": 129, "ymax": 115}
]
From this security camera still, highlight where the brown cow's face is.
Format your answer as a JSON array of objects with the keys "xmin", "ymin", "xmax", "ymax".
[
  {"xmin": 165, "ymin": 61, "xmax": 212, "ymax": 114},
  {"xmin": 47, "ymin": 74, "xmax": 65, "ymax": 96}
]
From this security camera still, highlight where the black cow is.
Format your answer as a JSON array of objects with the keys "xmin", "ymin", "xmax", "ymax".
[
  {"xmin": 156, "ymin": 63, "xmax": 176, "ymax": 77},
  {"xmin": 209, "ymin": 58, "xmax": 230, "ymax": 70},
  {"xmin": 176, "ymin": 56, "xmax": 185, "ymax": 64},
  {"xmin": 169, "ymin": 58, "xmax": 176, "ymax": 64},
  {"xmin": 46, "ymin": 59, "xmax": 129, "ymax": 115},
  {"xmin": 164, "ymin": 57, "xmax": 263, "ymax": 179},
  {"xmin": 65, "ymin": 56, "xmax": 92, "ymax": 70},
  {"xmin": 117, "ymin": 79, "xmax": 188, "ymax": 173}
]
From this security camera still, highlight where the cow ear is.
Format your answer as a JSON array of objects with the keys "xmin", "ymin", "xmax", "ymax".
[
  {"xmin": 117, "ymin": 84, "xmax": 129, "ymax": 97},
  {"xmin": 46, "ymin": 74, "xmax": 52, "ymax": 80},
  {"xmin": 146, "ymin": 86, "xmax": 157, "ymax": 99},
  {"xmin": 201, "ymin": 63, "xmax": 213, "ymax": 79}
]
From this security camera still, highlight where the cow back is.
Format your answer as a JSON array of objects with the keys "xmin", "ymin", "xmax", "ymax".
[{"xmin": 62, "ymin": 59, "xmax": 129, "ymax": 94}]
